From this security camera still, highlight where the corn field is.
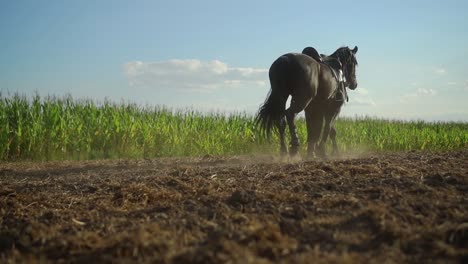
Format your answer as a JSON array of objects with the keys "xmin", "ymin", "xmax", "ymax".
[{"xmin": 0, "ymin": 94, "xmax": 467, "ymax": 161}]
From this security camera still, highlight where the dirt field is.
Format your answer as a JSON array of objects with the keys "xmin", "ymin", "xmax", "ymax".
[{"xmin": 1, "ymin": 150, "xmax": 467, "ymax": 263}]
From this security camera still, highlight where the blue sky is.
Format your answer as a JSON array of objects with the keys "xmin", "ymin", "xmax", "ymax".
[{"xmin": 1, "ymin": 0, "xmax": 467, "ymax": 121}]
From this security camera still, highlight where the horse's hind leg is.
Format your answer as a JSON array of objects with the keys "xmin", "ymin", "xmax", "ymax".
[
  {"xmin": 285, "ymin": 95, "xmax": 312, "ymax": 156},
  {"xmin": 285, "ymin": 108, "xmax": 299, "ymax": 156},
  {"xmin": 276, "ymin": 117, "xmax": 287, "ymax": 156},
  {"xmin": 304, "ymin": 105, "xmax": 323, "ymax": 159}
]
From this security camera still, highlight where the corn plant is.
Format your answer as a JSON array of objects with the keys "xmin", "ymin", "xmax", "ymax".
[{"xmin": 0, "ymin": 93, "xmax": 466, "ymax": 161}]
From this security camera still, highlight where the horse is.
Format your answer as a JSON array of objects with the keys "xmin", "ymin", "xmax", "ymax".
[
  {"xmin": 301, "ymin": 46, "xmax": 352, "ymax": 158},
  {"xmin": 256, "ymin": 46, "xmax": 358, "ymax": 158}
]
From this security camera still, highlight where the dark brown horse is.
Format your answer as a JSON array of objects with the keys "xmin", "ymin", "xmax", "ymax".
[{"xmin": 256, "ymin": 46, "xmax": 358, "ymax": 158}]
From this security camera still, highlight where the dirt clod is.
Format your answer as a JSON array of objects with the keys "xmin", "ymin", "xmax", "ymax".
[{"xmin": 226, "ymin": 190, "xmax": 256, "ymax": 206}]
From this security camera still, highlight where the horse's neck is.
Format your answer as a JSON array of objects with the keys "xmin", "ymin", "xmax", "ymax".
[
  {"xmin": 322, "ymin": 58, "xmax": 348, "ymax": 103},
  {"xmin": 321, "ymin": 56, "xmax": 341, "ymax": 68}
]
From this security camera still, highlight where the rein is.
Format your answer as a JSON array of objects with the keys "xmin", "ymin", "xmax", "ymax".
[{"xmin": 327, "ymin": 55, "xmax": 348, "ymax": 103}]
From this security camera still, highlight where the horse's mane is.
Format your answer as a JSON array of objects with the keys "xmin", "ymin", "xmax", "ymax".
[{"xmin": 330, "ymin": 46, "xmax": 358, "ymax": 65}]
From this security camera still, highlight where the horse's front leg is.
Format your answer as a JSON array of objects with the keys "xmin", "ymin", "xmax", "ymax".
[
  {"xmin": 329, "ymin": 126, "xmax": 339, "ymax": 156},
  {"xmin": 318, "ymin": 116, "xmax": 333, "ymax": 158}
]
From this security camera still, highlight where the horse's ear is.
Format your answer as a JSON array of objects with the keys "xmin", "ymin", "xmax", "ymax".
[{"xmin": 352, "ymin": 46, "xmax": 358, "ymax": 54}]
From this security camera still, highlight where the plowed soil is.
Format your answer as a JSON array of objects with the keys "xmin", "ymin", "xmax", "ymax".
[{"xmin": 1, "ymin": 150, "xmax": 467, "ymax": 263}]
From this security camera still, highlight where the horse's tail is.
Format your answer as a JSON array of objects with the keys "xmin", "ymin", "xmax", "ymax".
[{"xmin": 256, "ymin": 57, "xmax": 290, "ymax": 137}]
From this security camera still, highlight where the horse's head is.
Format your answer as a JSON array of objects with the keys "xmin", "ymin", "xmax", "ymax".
[{"xmin": 333, "ymin": 46, "xmax": 358, "ymax": 90}]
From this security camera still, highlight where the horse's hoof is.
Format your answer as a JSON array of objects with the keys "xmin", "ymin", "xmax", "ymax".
[
  {"xmin": 331, "ymin": 151, "xmax": 340, "ymax": 158},
  {"xmin": 289, "ymin": 145, "xmax": 299, "ymax": 156},
  {"xmin": 316, "ymin": 147, "xmax": 326, "ymax": 156},
  {"xmin": 306, "ymin": 152, "xmax": 317, "ymax": 160},
  {"xmin": 316, "ymin": 146, "xmax": 327, "ymax": 159},
  {"xmin": 289, "ymin": 153, "xmax": 302, "ymax": 162},
  {"xmin": 280, "ymin": 148, "xmax": 288, "ymax": 157}
]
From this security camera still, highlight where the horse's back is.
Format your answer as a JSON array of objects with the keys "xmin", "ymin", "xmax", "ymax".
[
  {"xmin": 269, "ymin": 53, "xmax": 319, "ymax": 85},
  {"xmin": 269, "ymin": 53, "xmax": 339, "ymax": 102}
]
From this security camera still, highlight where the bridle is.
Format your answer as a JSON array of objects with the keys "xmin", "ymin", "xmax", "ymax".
[
  {"xmin": 330, "ymin": 50, "xmax": 357, "ymax": 102},
  {"xmin": 340, "ymin": 52, "xmax": 357, "ymax": 89}
]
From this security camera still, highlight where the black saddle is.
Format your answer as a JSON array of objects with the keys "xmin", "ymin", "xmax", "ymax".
[
  {"xmin": 302, "ymin": 47, "xmax": 322, "ymax": 62},
  {"xmin": 302, "ymin": 47, "xmax": 342, "ymax": 78}
]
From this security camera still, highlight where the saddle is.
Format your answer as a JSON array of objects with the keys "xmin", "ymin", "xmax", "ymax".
[{"xmin": 302, "ymin": 47, "xmax": 348, "ymax": 102}]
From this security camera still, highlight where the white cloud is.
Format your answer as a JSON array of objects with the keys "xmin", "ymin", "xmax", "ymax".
[
  {"xmin": 354, "ymin": 87, "xmax": 369, "ymax": 96},
  {"xmin": 348, "ymin": 88, "xmax": 376, "ymax": 106},
  {"xmin": 351, "ymin": 97, "xmax": 376, "ymax": 106},
  {"xmin": 400, "ymin": 87, "xmax": 437, "ymax": 102},
  {"xmin": 416, "ymin": 88, "xmax": 436, "ymax": 96},
  {"xmin": 123, "ymin": 59, "xmax": 268, "ymax": 92},
  {"xmin": 441, "ymin": 81, "xmax": 467, "ymax": 92},
  {"xmin": 403, "ymin": 88, "xmax": 436, "ymax": 97},
  {"xmin": 434, "ymin": 68, "xmax": 447, "ymax": 75}
]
